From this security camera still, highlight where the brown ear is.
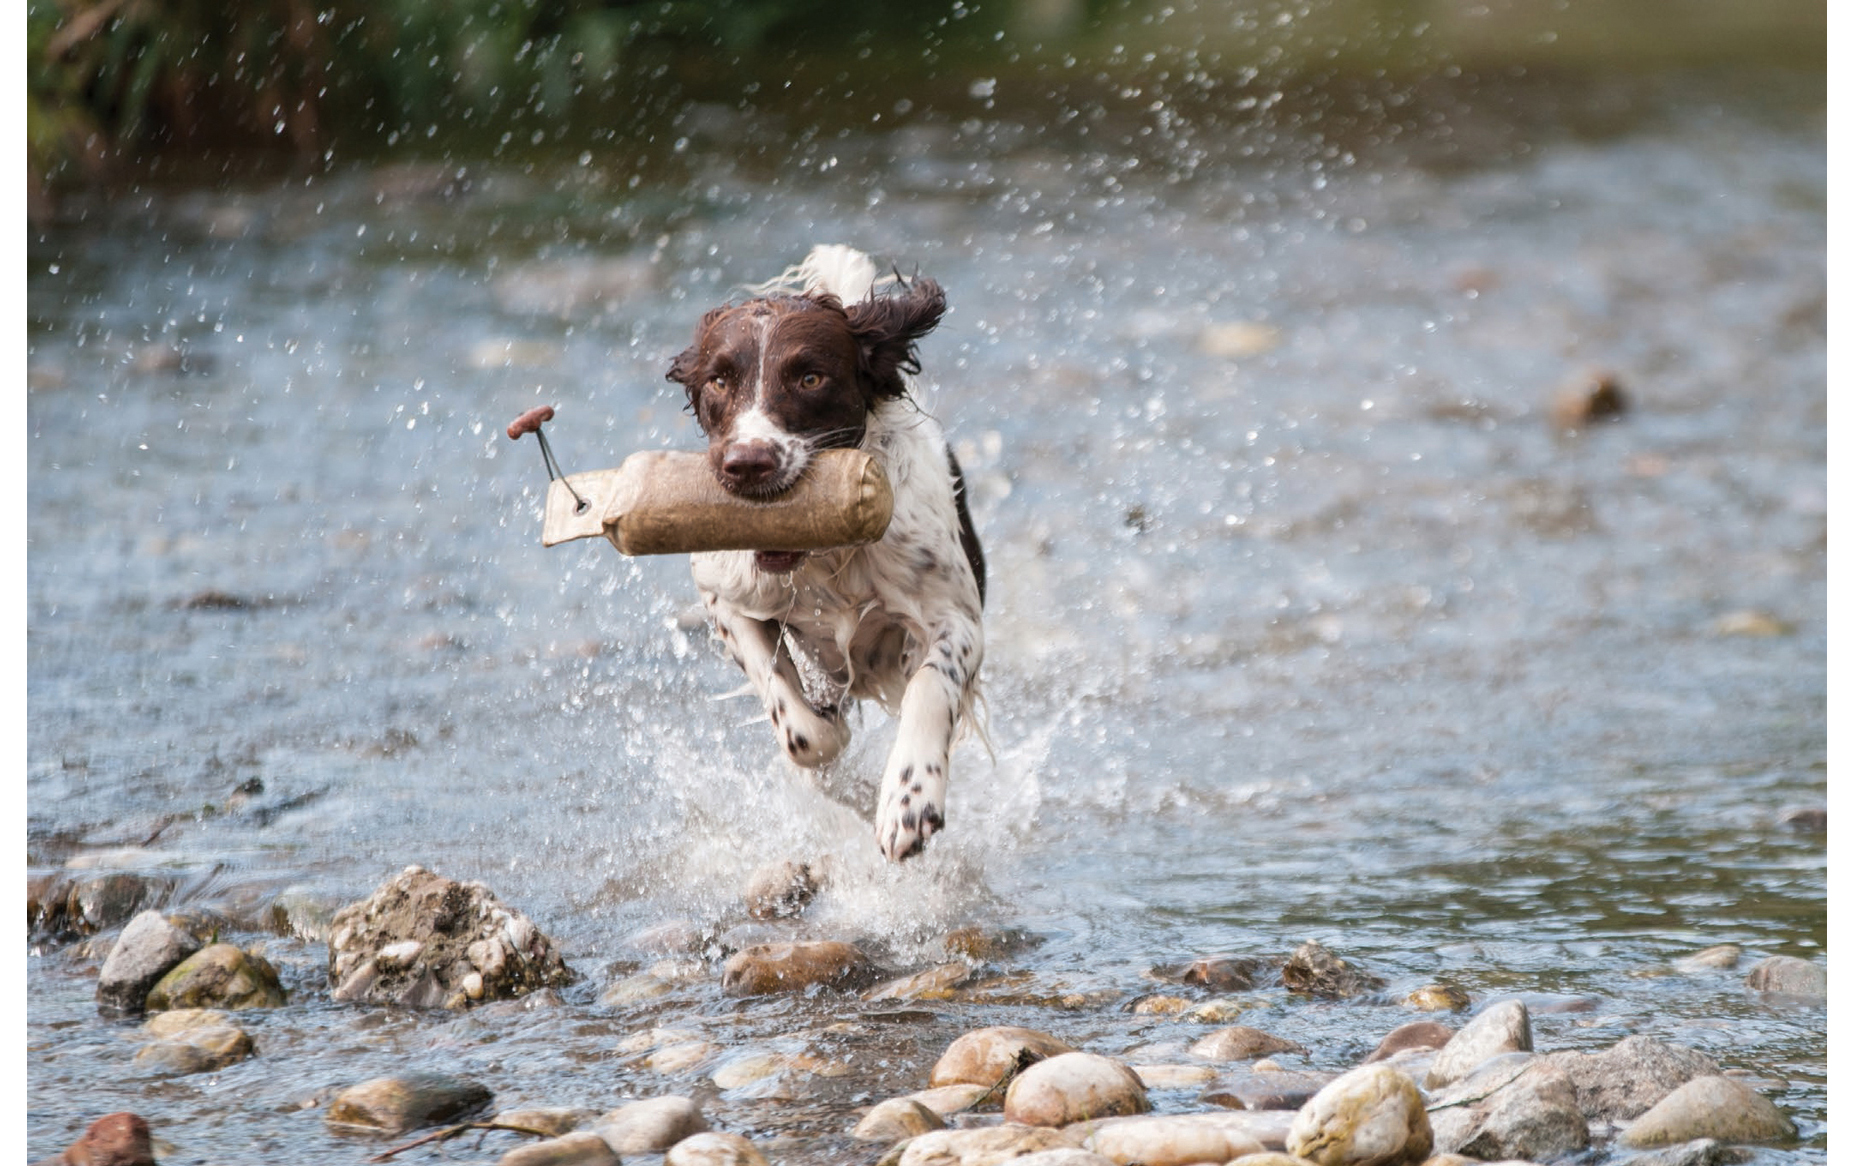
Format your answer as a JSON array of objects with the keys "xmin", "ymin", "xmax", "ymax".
[
  {"xmin": 845, "ymin": 278, "xmax": 946, "ymax": 400},
  {"xmin": 666, "ymin": 306, "xmax": 728, "ymax": 413}
]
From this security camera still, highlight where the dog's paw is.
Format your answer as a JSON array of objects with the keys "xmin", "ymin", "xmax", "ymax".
[
  {"xmin": 874, "ymin": 765, "xmax": 946, "ymax": 862},
  {"xmin": 772, "ymin": 698, "xmax": 851, "ymax": 769}
]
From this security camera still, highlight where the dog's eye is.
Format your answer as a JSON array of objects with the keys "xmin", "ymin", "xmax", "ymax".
[
  {"xmin": 706, "ymin": 376, "xmax": 726, "ymax": 393},
  {"xmin": 798, "ymin": 373, "xmax": 823, "ymax": 390}
]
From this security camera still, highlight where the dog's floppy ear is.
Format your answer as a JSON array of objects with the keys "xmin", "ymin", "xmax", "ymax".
[
  {"xmin": 666, "ymin": 306, "xmax": 728, "ymax": 413},
  {"xmin": 846, "ymin": 278, "xmax": 946, "ymax": 400}
]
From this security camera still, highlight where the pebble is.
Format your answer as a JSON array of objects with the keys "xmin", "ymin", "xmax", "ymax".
[
  {"xmin": 720, "ymin": 940, "xmax": 877, "ymax": 996},
  {"xmin": 711, "ymin": 1053, "xmax": 792, "ymax": 1091},
  {"xmin": 326, "ymin": 866, "xmax": 574, "ymax": 1010},
  {"xmin": 854, "ymin": 1098, "xmax": 947, "ymax": 1141},
  {"xmin": 1203, "ymin": 1071, "xmax": 1334, "ymax": 1111},
  {"xmin": 144, "ymin": 943, "xmax": 286, "ymax": 1012},
  {"xmin": 1538, "ymin": 1034, "xmax": 1720, "ymax": 1122},
  {"xmin": 1128, "ymin": 1063, "xmax": 1218, "ymax": 1089},
  {"xmin": 742, "ymin": 859, "xmax": 821, "ymax": 919},
  {"xmin": 1286, "ymin": 1064, "xmax": 1432, "ymax": 1166},
  {"xmin": 497, "ymin": 1132, "xmax": 621, "ymax": 1166},
  {"xmin": 1128, "ymin": 994, "xmax": 1192, "ymax": 1015},
  {"xmin": 1744, "ymin": 955, "xmax": 1827, "ymax": 998},
  {"xmin": 931, "ymin": 1026, "xmax": 1078, "ymax": 1087},
  {"xmin": 905, "ymin": 1083, "xmax": 995, "ymax": 1117},
  {"xmin": 1427, "ymin": 1059, "xmax": 1588, "ymax": 1161},
  {"xmin": 648, "ymin": 1042, "xmax": 722, "ymax": 1074},
  {"xmin": 96, "ymin": 910, "xmax": 203, "ymax": 1015},
  {"xmin": 1184, "ymin": 998, "xmax": 1252, "ymax": 1023},
  {"xmin": 1190, "ymin": 1025, "xmax": 1308, "ymax": 1062},
  {"xmin": 1363, "ymin": 1022, "xmax": 1453, "ymax": 1064},
  {"xmin": 1777, "ymin": 806, "xmax": 1826, "ymax": 833},
  {"xmin": 600, "ymin": 974, "xmax": 677, "ymax": 1006},
  {"xmin": 1422, "ymin": 1000, "xmax": 1531, "ymax": 1090},
  {"xmin": 865, "ymin": 963, "xmax": 972, "ymax": 1002},
  {"xmin": 1401, "ymin": 985, "xmax": 1469, "ymax": 1012},
  {"xmin": 1081, "ymin": 1112, "xmax": 1267, "ymax": 1166},
  {"xmin": 494, "ymin": 1108, "xmax": 597, "ymax": 1137},
  {"xmin": 1673, "ymin": 945, "xmax": 1742, "ymax": 973},
  {"xmin": 1176, "ymin": 954, "xmax": 1270, "ymax": 991},
  {"xmin": 34, "ymin": 1112, "xmax": 155, "ymax": 1166},
  {"xmin": 1621, "ymin": 1076, "xmax": 1798, "ymax": 1147},
  {"xmin": 1004, "ymin": 1052, "xmax": 1150, "ymax": 1126},
  {"xmin": 943, "ymin": 925, "xmax": 1042, "ymax": 963},
  {"xmin": 664, "ymin": 1131, "xmax": 770, "ymax": 1166},
  {"xmin": 1281, "ymin": 942, "xmax": 1385, "ymax": 1000},
  {"xmin": 133, "ymin": 1014, "xmax": 254, "ymax": 1075},
  {"xmin": 593, "ymin": 1096, "xmax": 708, "ymax": 1153},
  {"xmin": 885, "ymin": 1124, "xmax": 1082, "ymax": 1166},
  {"xmin": 1624, "ymin": 1137, "xmax": 1757, "ymax": 1166},
  {"xmin": 324, "ymin": 1072, "xmax": 493, "ymax": 1135}
]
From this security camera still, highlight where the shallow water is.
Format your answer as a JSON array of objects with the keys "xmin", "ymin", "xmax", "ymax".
[{"xmin": 27, "ymin": 56, "xmax": 1824, "ymax": 1164}]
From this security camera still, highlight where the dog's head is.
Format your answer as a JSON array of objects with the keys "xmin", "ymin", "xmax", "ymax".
[{"xmin": 665, "ymin": 278, "xmax": 946, "ymax": 497}]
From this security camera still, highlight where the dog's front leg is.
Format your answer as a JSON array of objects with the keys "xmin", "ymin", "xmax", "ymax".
[
  {"xmin": 874, "ymin": 624, "xmax": 980, "ymax": 861},
  {"xmin": 705, "ymin": 594, "xmax": 851, "ymax": 769}
]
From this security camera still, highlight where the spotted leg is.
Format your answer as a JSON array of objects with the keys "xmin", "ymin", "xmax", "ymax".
[
  {"xmin": 705, "ymin": 594, "xmax": 851, "ymax": 768},
  {"xmin": 874, "ymin": 622, "xmax": 982, "ymax": 861}
]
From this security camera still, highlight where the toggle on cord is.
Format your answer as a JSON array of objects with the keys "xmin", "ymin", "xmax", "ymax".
[{"xmin": 507, "ymin": 405, "xmax": 895, "ymax": 556}]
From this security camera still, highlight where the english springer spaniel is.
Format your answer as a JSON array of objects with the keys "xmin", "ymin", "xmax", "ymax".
[{"xmin": 666, "ymin": 245, "xmax": 985, "ymax": 862}]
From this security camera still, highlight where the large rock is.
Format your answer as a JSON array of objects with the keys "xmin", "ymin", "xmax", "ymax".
[
  {"xmin": 1081, "ymin": 1113, "xmax": 1268, "ymax": 1165},
  {"xmin": 1363, "ymin": 1022, "xmax": 1452, "ymax": 1064},
  {"xmin": 33, "ymin": 1112, "xmax": 156, "ymax": 1166},
  {"xmin": 327, "ymin": 866, "xmax": 574, "ymax": 1010},
  {"xmin": 855, "ymin": 1098, "xmax": 947, "ymax": 1141},
  {"xmin": 594, "ymin": 1095, "xmax": 707, "ymax": 1154},
  {"xmin": 1281, "ymin": 942, "xmax": 1385, "ymax": 1000},
  {"xmin": 886, "ymin": 1124, "xmax": 1083, "ymax": 1166},
  {"xmin": 1536, "ymin": 1035, "xmax": 1719, "ymax": 1122},
  {"xmin": 1286, "ymin": 1064, "xmax": 1432, "ymax": 1166},
  {"xmin": 1427, "ymin": 1058, "xmax": 1588, "ymax": 1160},
  {"xmin": 1005, "ymin": 1052, "xmax": 1149, "ymax": 1126},
  {"xmin": 31, "ymin": 873, "xmax": 174, "ymax": 939},
  {"xmin": 1625, "ymin": 1138, "xmax": 1759, "ymax": 1166},
  {"xmin": 498, "ymin": 1132, "xmax": 621, "ymax": 1166},
  {"xmin": 664, "ymin": 1131, "xmax": 770, "ymax": 1166},
  {"xmin": 742, "ymin": 860, "xmax": 820, "ymax": 919},
  {"xmin": 1422, "ymin": 1000, "xmax": 1530, "ymax": 1090},
  {"xmin": 931, "ymin": 1026, "xmax": 1078, "ymax": 1087},
  {"xmin": 905, "ymin": 1084, "xmax": 994, "ymax": 1116},
  {"xmin": 1621, "ymin": 1076, "xmax": 1798, "ymax": 1147},
  {"xmin": 1190, "ymin": 1025, "xmax": 1308, "ymax": 1062},
  {"xmin": 719, "ymin": 940, "xmax": 876, "ymax": 996},
  {"xmin": 325, "ymin": 1072, "xmax": 492, "ymax": 1135},
  {"xmin": 133, "ymin": 1009, "xmax": 255, "ymax": 1075},
  {"xmin": 96, "ymin": 910, "xmax": 203, "ymax": 1015},
  {"xmin": 1744, "ymin": 955, "xmax": 1827, "ymax": 998},
  {"xmin": 144, "ymin": 943, "xmax": 285, "ymax": 1012}
]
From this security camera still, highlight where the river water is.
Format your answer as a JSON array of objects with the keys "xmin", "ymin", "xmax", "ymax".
[{"xmin": 27, "ymin": 48, "xmax": 1825, "ymax": 1165}]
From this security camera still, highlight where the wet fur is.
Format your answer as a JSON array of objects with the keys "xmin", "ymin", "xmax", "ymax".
[{"xmin": 666, "ymin": 246, "xmax": 985, "ymax": 861}]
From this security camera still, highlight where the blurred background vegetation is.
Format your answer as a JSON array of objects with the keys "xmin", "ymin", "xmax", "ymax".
[{"xmin": 27, "ymin": 0, "xmax": 1823, "ymax": 198}]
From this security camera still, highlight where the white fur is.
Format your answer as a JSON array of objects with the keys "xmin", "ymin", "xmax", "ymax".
[{"xmin": 692, "ymin": 245, "xmax": 984, "ymax": 862}]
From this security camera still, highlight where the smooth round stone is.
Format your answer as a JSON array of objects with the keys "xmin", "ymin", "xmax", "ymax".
[
  {"xmin": 1129, "ymin": 1063, "xmax": 1218, "ymax": 1089},
  {"xmin": 1005, "ymin": 1052, "xmax": 1150, "ymax": 1127},
  {"xmin": 1129, "ymin": 994, "xmax": 1192, "ymax": 1016},
  {"xmin": 619, "ymin": 1025, "xmax": 702, "ymax": 1053},
  {"xmin": 601, "ymin": 974, "xmax": 677, "ymax": 1006},
  {"xmin": 931, "ymin": 1026, "xmax": 1078, "ymax": 1087},
  {"xmin": 865, "ymin": 963, "xmax": 971, "ymax": 1002},
  {"xmin": 664, "ymin": 1131, "xmax": 770, "ymax": 1166},
  {"xmin": 1287, "ymin": 1064, "xmax": 1433, "ymax": 1166},
  {"xmin": 141, "ymin": 1008, "xmax": 231, "ymax": 1038},
  {"xmin": 1204, "ymin": 1071, "xmax": 1335, "ymax": 1111},
  {"xmin": 626, "ymin": 919, "xmax": 708, "ymax": 955},
  {"xmin": 905, "ymin": 1083, "xmax": 994, "ymax": 1117},
  {"xmin": 325, "ymin": 1072, "xmax": 492, "ymax": 1135},
  {"xmin": 1184, "ymin": 998, "xmax": 1252, "ymax": 1024},
  {"xmin": 1422, "ymin": 1001, "xmax": 1531, "ymax": 1090},
  {"xmin": 97, "ymin": 910, "xmax": 202, "ymax": 1015},
  {"xmin": 894, "ymin": 1124, "xmax": 1083, "ymax": 1166},
  {"xmin": 494, "ymin": 1108, "xmax": 597, "ymax": 1137},
  {"xmin": 1536, "ymin": 1035, "xmax": 1720, "ymax": 1122},
  {"xmin": 144, "ymin": 943, "xmax": 286, "ymax": 1012},
  {"xmin": 742, "ymin": 859, "xmax": 820, "ymax": 920},
  {"xmin": 1007, "ymin": 1152, "xmax": 1116, "ymax": 1166},
  {"xmin": 711, "ymin": 1053, "xmax": 789, "ymax": 1090},
  {"xmin": 1744, "ymin": 955, "xmax": 1827, "ymax": 998},
  {"xmin": 1673, "ymin": 944, "xmax": 1742, "ymax": 972},
  {"xmin": 497, "ymin": 1131, "xmax": 621, "ymax": 1166},
  {"xmin": 1363, "ymin": 1022, "xmax": 1454, "ymax": 1065},
  {"xmin": 1402, "ymin": 985, "xmax": 1469, "ymax": 1012},
  {"xmin": 1083, "ymin": 1113, "xmax": 1267, "ymax": 1166},
  {"xmin": 133, "ymin": 1023, "xmax": 253, "ymax": 1074},
  {"xmin": 648, "ymin": 1042, "xmax": 721, "ymax": 1073},
  {"xmin": 594, "ymin": 1095, "xmax": 707, "ymax": 1154},
  {"xmin": 852, "ymin": 1097, "xmax": 946, "ymax": 1141},
  {"xmin": 1189, "ymin": 1026, "xmax": 1308, "ymax": 1062},
  {"xmin": 1621, "ymin": 1076, "xmax": 1798, "ymax": 1147},
  {"xmin": 719, "ymin": 941, "xmax": 875, "ymax": 996},
  {"xmin": 38, "ymin": 1112, "xmax": 155, "ymax": 1166}
]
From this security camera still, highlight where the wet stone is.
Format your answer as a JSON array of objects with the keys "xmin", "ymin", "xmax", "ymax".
[
  {"xmin": 855, "ymin": 1097, "xmax": 948, "ymax": 1141},
  {"xmin": 327, "ymin": 865, "xmax": 574, "ymax": 1010},
  {"xmin": 1423, "ymin": 1000, "xmax": 1531, "ymax": 1090},
  {"xmin": 1401, "ymin": 985, "xmax": 1469, "ymax": 1012},
  {"xmin": 1203, "ymin": 1070, "xmax": 1335, "ymax": 1111},
  {"xmin": 38, "ymin": 1112, "xmax": 156, "ymax": 1166},
  {"xmin": 931, "ymin": 1026, "xmax": 1078, "ymax": 1088},
  {"xmin": 1287, "ymin": 1064, "xmax": 1432, "ymax": 1166},
  {"xmin": 601, "ymin": 973, "xmax": 677, "ymax": 1006},
  {"xmin": 1281, "ymin": 941, "xmax": 1385, "ymax": 1000},
  {"xmin": 1184, "ymin": 997, "xmax": 1253, "ymax": 1023},
  {"xmin": 1175, "ymin": 954, "xmax": 1270, "ymax": 991},
  {"xmin": 943, "ymin": 925, "xmax": 1043, "ymax": 963},
  {"xmin": 325, "ymin": 1072, "xmax": 493, "ymax": 1135},
  {"xmin": 646, "ymin": 1041, "xmax": 722, "ymax": 1073},
  {"xmin": 133, "ymin": 1012, "xmax": 254, "ymax": 1075},
  {"xmin": 664, "ymin": 1130, "xmax": 770, "ymax": 1166},
  {"xmin": 1190, "ymin": 1025, "xmax": 1308, "ymax": 1062},
  {"xmin": 33, "ymin": 873, "xmax": 174, "ymax": 939},
  {"xmin": 497, "ymin": 1131, "xmax": 621, "ymax": 1166},
  {"xmin": 906, "ymin": 1083, "xmax": 995, "ymax": 1117},
  {"xmin": 1128, "ymin": 1063, "xmax": 1217, "ymax": 1089},
  {"xmin": 865, "ymin": 963, "xmax": 972, "ymax": 1001},
  {"xmin": 1537, "ymin": 1034, "xmax": 1720, "ymax": 1122},
  {"xmin": 1428, "ymin": 1059, "xmax": 1589, "ymax": 1161},
  {"xmin": 1006, "ymin": 1151, "xmax": 1116, "ymax": 1166},
  {"xmin": 1673, "ymin": 944, "xmax": 1742, "ymax": 973},
  {"xmin": 96, "ymin": 910, "xmax": 202, "ymax": 1015},
  {"xmin": 1081, "ymin": 1112, "xmax": 1268, "ymax": 1166},
  {"xmin": 885, "ymin": 1124, "xmax": 1082, "ymax": 1166},
  {"xmin": 1778, "ymin": 805, "xmax": 1826, "ymax": 833},
  {"xmin": 144, "ymin": 943, "xmax": 286, "ymax": 1012},
  {"xmin": 1549, "ymin": 370, "xmax": 1628, "ymax": 430},
  {"xmin": 594, "ymin": 1095, "xmax": 707, "ymax": 1153},
  {"xmin": 720, "ymin": 940, "xmax": 876, "ymax": 996},
  {"xmin": 626, "ymin": 919, "xmax": 709, "ymax": 955},
  {"xmin": 495, "ymin": 1108, "xmax": 597, "ymax": 1138},
  {"xmin": 1229, "ymin": 1155, "xmax": 1321, "ymax": 1166},
  {"xmin": 1621, "ymin": 1076, "xmax": 1798, "ymax": 1147},
  {"xmin": 1624, "ymin": 1138, "xmax": 1757, "ymax": 1166},
  {"xmin": 1004, "ymin": 1052, "xmax": 1150, "ymax": 1127},
  {"xmin": 743, "ymin": 859, "xmax": 820, "ymax": 920},
  {"xmin": 1744, "ymin": 955, "xmax": 1827, "ymax": 998},
  {"xmin": 1363, "ymin": 1022, "xmax": 1454, "ymax": 1064},
  {"xmin": 1127, "ymin": 993, "xmax": 1192, "ymax": 1015}
]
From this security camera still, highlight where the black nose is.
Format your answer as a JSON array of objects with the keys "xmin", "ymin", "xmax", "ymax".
[{"xmin": 720, "ymin": 441, "xmax": 780, "ymax": 491}]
